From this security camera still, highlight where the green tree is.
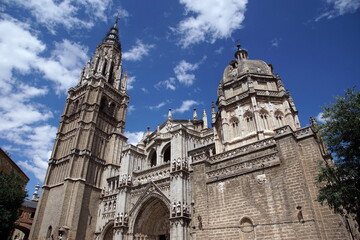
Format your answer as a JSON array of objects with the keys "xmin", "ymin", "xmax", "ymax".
[
  {"xmin": 316, "ymin": 88, "xmax": 360, "ymax": 232},
  {"xmin": 0, "ymin": 171, "xmax": 27, "ymax": 239}
]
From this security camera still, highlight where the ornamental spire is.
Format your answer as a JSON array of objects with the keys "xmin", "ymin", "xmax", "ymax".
[{"xmin": 103, "ymin": 16, "xmax": 120, "ymax": 46}]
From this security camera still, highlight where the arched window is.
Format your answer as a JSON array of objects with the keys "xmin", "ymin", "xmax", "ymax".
[
  {"xmin": 230, "ymin": 117, "xmax": 240, "ymax": 137},
  {"xmin": 259, "ymin": 110, "xmax": 269, "ymax": 130},
  {"xmin": 100, "ymin": 97, "xmax": 108, "ymax": 112},
  {"xmin": 163, "ymin": 143, "xmax": 171, "ymax": 163},
  {"xmin": 108, "ymin": 63, "xmax": 114, "ymax": 85},
  {"xmin": 149, "ymin": 150, "xmax": 157, "ymax": 167},
  {"xmin": 274, "ymin": 111, "xmax": 284, "ymax": 128},
  {"xmin": 244, "ymin": 112, "xmax": 255, "ymax": 132},
  {"xmin": 72, "ymin": 100, "xmax": 79, "ymax": 114},
  {"xmin": 104, "ymin": 203, "xmax": 107, "ymax": 212},
  {"xmin": 108, "ymin": 202, "xmax": 112, "ymax": 211},
  {"xmin": 94, "ymin": 57, "xmax": 100, "ymax": 73},
  {"xmin": 108, "ymin": 102, "xmax": 116, "ymax": 116},
  {"xmin": 46, "ymin": 226, "xmax": 52, "ymax": 239},
  {"xmin": 240, "ymin": 217, "xmax": 255, "ymax": 239},
  {"xmin": 102, "ymin": 59, "xmax": 108, "ymax": 76}
]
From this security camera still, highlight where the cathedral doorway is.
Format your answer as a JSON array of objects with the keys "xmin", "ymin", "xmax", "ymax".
[{"xmin": 133, "ymin": 196, "xmax": 170, "ymax": 240}]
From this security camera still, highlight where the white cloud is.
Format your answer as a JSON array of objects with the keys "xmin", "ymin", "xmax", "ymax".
[
  {"xmin": 174, "ymin": 0, "xmax": 248, "ymax": 48},
  {"xmin": 215, "ymin": 46, "xmax": 224, "ymax": 54},
  {"xmin": 127, "ymin": 75, "xmax": 136, "ymax": 90},
  {"xmin": 127, "ymin": 105, "xmax": 135, "ymax": 115},
  {"xmin": 173, "ymin": 57, "xmax": 206, "ymax": 86},
  {"xmin": 0, "ymin": 18, "xmax": 88, "ymax": 93},
  {"xmin": 0, "ymin": 18, "xmax": 45, "ymax": 82},
  {"xmin": 123, "ymin": 40, "xmax": 155, "ymax": 61},
  {"xmin": 316, "ymin": 0, "xmax": 360, "ymax": 21},
  {"xmin": 155, "ymin": 77, "xmax": 177, "ymax": 90},
  {"xmin": 141, "ymin": 87, "xmax": 149, "ymax": 93},
  {"xmin": 16, "ymin": 125, "xmax": 57, "ymax": 182},
  {"xmin": 173, "ymin": 100, "xmax": 199, "ymax": 114},
  {"xmin": 125, "ymin": 131, "xmax": 145, "ymax": 145},
  {"xmin": 316, "ymin": 112, "xmax": 328, "ymax": 123},
  {"xmin": 271, "ymin": 38, "xmax": 281, "ymax": 47},
  {"xmin": 4, "ymin": 0, "xmax": 115, "ymax": 33},
  {"xmin": 149, "ymin": 101, "xmax": 167, "ymax": 110}
]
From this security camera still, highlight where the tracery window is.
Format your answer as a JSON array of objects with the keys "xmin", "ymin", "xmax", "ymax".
[
  {"xmin": 259, "ymin": 110, "xmax": 269, "ymax": 130},
  {"xmin": 102, "ymin": 59, "xmax": 108, "ymax": 76},
  {"xmin": 46, "ymin": 226, "xmax": 52, "ymax": 239},
  {"xmin": 100, "ymin": 97, "xmax": 108, "ymax": 112},
  {"xmin": 244, "ymin": 112, "xmax": 255, "ymax": 132},
  {"xmin": 108, "ymin": 63, "xmax": 114, "ymax": 85},
  {"xmin": 163, "ymin": 143, "xmax": 171, "ymax": 163},
  {"xmin": 274, "ymin": 111, "xmax": 284, "ymax": 128},
  {"xmin": 149, "ymin": 150, "xmax": 157, "ymax": 167},
  {"xmin": 230, "ymin": 117, "xmax": 240, "ymax": 137}
]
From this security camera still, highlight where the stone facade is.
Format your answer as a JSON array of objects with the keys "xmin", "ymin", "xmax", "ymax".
[{"xmin": 30, "ymin": 22, "xmax": 351, "ymax": 240}]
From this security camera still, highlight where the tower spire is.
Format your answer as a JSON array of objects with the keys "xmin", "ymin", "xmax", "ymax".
[{"xmin": 103, "ymin": 16, "xmax": 120, "ymax": 46}]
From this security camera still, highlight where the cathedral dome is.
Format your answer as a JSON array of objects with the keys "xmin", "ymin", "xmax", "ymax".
[{"xmin": 221, "ymin": 45, "xmax": 273, "ymax": 85}]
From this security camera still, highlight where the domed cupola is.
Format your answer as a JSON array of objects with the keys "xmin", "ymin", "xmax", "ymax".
[
  {"xmin": 235, "ymin": 44, "xmax": 248, "ymax": 60},
  {"xmin": 213, "ymin": 45, "xmax": 301, "ymax": 153}
]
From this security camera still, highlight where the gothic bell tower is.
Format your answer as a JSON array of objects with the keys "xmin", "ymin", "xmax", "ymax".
[{"xmin": 30, "ymin": 19, "xmax": 129, "ymax": 240}]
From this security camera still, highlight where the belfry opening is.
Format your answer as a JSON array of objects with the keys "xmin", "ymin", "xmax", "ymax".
[{"xmin": 133, "ymin": 197, "xmax": 170, "ymax": 240}]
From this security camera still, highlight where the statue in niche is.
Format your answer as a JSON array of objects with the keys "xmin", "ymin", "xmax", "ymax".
[
  {"xmin": 176, "ymin": 201, "xmax": 181, "ymax": 215},
  {"xmin": 197, "ymin": 215, "xmax": 203, "ymax": 230},
  {"xmin": 119, "ymin": 212, "xmax": 124, "ymax": 225},
  {"xmin": 115, "ymin": 213, "xmax": 120, "ymax": 226},
  {"xmin": 183, "ymin": 158, "xmax": 188, "ymax": 170},
  {"xmin": 124, "ymin": 212, "xmax": 129, "ymax": 225},
  {"xmin": 172, "ymin": 202, "xmax": 177, "ymax": 215},
  {"xmin": 177, "ymin": 158, "xmax": 181, "ymax": 170},
  {"xmin": 172, "ymin": 160, "xmax": 176, "ymax": 171}
]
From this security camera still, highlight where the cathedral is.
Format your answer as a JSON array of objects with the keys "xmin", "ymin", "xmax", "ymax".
[{"xmin": 30, "ymin": 21, "xmax": 351, "ymax": 240}]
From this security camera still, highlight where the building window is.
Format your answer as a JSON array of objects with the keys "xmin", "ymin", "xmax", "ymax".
[
  {"xmin": 274, "ymin": 111, "xmax": 284, "ymax": 128},
  {"xmin": 108, "ymin": 63, "xmax": 114, "ymax": 85},
  {"xmin": 149, "ymin": 150, "xmax": 157, "ymax": 167},
  {"xmin": 108, "ymin": 102, "xmax": 116, "ymax": 116},
  {"xmin": 163, "ymin": 143, "xmax": 171, "ymax": 163},
  {"xmin": 244, "ymin": 112, "xmax": 255, "ymax": 132},
  {"xmin": 100, "ymin": 97, "xmax": 108, "ymax": 112},
  {"xmin": 259, "ymin": 110, "xmax": 269, "ymax": 130},
  {"xmin": 102, "ymin": 59, "xmax": 108, "ymax": 76},
  {"xmin": 230, "ymin": 117, "xmax": 240, "ymax": 137},
  {"xmin": 46, "ymin": 226, "xmax": 52, "ymax": 239},
  {"xmin": 72, "ymin": 100, "xmax": 79, "ymax": 114}
]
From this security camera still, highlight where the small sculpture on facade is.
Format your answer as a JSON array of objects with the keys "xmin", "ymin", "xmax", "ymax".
[
  {"xmin": 177, "ymin": 158, "xmax": 181, "ymax": 170},
  {"xmin": 176, "ymin": 201, "xmax": 181, "ymax": 215},
  {"xmin": 119, "ymin": 212, "xmax": 124, "ymax": 225},
  {"xmin": 127, "ymin": 175, "xmax": 132, "ymax": 185},
  {"xmin": 124, "ymin": 212, "xmax": 129, "ymax": 225},
  {"xmin": 183, "ymin": 158, "xmax": 188, "ymax": 170},
  {"xmin": 172, "ymin": 202, "xmax": 176, "ymax": 215},
  {"xmin": 172, "ymin": 159, "xmax": 176, "ymax": 171}
]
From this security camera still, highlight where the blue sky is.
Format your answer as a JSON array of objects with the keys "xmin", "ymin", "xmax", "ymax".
[{"xmin": 0, "ymin": 0, "xmax": 359, "ymax": 195}]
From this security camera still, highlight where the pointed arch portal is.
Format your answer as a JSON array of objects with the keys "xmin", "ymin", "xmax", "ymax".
[{"xmin": 133, "ymin": 196, "xmax": 170, "ymax": 240}]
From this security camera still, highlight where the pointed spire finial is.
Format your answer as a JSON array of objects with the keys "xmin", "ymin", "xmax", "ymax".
[
  {"xmin": 193, "ymin": 108, "xmax": 198, "ymax": 120},
  {"xmin": 168, "ymin": 109, "xmax": 172, "ymax": 120},
  {"xmin": 114, "ymin": 13, "xmax": 119, "ymax": 27},
  {"xmin": 211, "ymin": 102, "xmax": 216, "ymax": 123},
  {"xmin": 202, "ymin": 109, "xmax": 208, "ymax": 129}
]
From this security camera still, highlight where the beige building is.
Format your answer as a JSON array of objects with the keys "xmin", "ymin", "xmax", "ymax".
[{"xmin": 30, "ymin": 21, "xmax": 351, "ymax": 240}]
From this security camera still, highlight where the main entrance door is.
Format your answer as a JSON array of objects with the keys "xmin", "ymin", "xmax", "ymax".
[{"xmin": 133, "ymin": 197, "xmax": 170, "ymax": 240}]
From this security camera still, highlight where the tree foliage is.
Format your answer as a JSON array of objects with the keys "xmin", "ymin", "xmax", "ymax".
[
  {"xmin": 0, "ymin": 171, "xmax": 27, "ymax": 239},
  {"xmin": 316, "ymin": 88, "xmax": 360, "ymax": 229}
]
